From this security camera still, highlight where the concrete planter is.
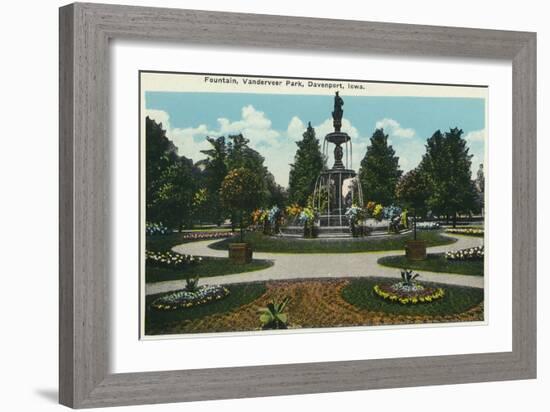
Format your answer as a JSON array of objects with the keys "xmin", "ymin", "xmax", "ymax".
[
  {"xmin": 228, "ymin": 243, "xmax": 253, "ymax": 264},
  {"xmin": 405, "ymin": 239, "xmax": 427, "ymax": 261}
]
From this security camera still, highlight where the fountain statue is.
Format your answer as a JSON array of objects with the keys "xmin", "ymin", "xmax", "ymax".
[{"xmin": 312, "ymin": 92, "xmax": 364, "ymax": 235}]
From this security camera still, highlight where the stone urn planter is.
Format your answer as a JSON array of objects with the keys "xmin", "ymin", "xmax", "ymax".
[
  {"xmin": 228, "ymin": 242, "xmax": 253, "ymax": 264},
  {"xmin": 405, "ymin": 239, "xmax": 427, "ymax": 261}
]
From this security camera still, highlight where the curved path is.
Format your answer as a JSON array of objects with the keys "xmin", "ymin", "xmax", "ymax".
[{"xmin": 146, "ymin": 234, "xmax": 483, "ymax": 296}]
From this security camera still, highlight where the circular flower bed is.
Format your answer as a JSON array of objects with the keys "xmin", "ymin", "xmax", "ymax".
[
  {"xmin": 151, "ymin": 285, "xmax": 230, "ymax": 310},
  {"xmin": 373, "ymin": 282, "xmax": 445, "ymax": 305}
]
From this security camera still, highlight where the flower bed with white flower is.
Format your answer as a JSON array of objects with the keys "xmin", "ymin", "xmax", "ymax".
[
  {"xmin": 445, "ymin": 227, "xmax": 484, "ymax": 236},
  {"xmin": 146, "ymin": 250, "xmax": 202, "ymax": 270},
  {"xmin": 151, "ymin": 285, "xmax": 230, "ymax": 310},
  {"xmin": 146, "ymin": 222, "xmax": 169, "ymax": 236},
  {"xmin": 415, "ymin": 222, "xmax": 440, "ymax": 230},
  {"xmin": 445, "ymin": 245, "xmax": 484, "ymax": 261},
  {"xmin": 373, "ymin": 283, "xmax": 445, "ymax": 305},
  {"xmin": 373, "ymin": 270, "xmax": 445, "ymax": 304},
  {"xmin": 180, "ymin": 231, "xmax": 237, "ymax": 242}
]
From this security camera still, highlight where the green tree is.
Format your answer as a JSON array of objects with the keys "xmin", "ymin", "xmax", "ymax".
[
  {"xmin": 288, "ymin": 122, "xmax": 325, "ymax": 206},
  {"xmin": 220, "ymin": 168, "xmax": 264, "ymax": 241},
  {"xmin": 358, "ymin": 128, "xmax": 402, "ymax": 205},
  {"xmin": 200, "ymin": 136, "xmax": 228, "ymax": 225},
  {"xmin": 396, "ymin": 168, "xmax": 430, "ymax": 239},
  {"xmin": 152, "ymin": 157, "xmax": 199, "ymax": 229},
  {"xmin": 226, "ymin": 134, "xmax": 270, "ymax": 203},
  {"xmin": 265, "ymin": 172, "xmax": 288, "ymax": 207},
  {"xmin": 419, "ymin": 128, "xmax": 478, "ymax": 227},
  {"xmin": 145, "ymin": 116, "xmax": 201, "ymax": 229}
]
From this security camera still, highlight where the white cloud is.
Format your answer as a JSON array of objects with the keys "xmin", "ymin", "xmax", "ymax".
[
  {"xmin": 217, "ymin": 105, "xmax": 280, "ymax": 143},
  {"xmin": 145, "ymin": 109, "xmax": 171, "ymax": 129},
  {"xmin": 287, "ymin": 116, "xmax": 306, "ymax": 141},
  {"xmin": 147, "ymin": 106, "xmax": 294, "ymax": 185},
  {"xmin": 375, "ymin": 118, "xmax": 415, "ymax": 139},
  {"xmin": 464, "ymin": 129, "xmax": 485, "ymax": 142}
]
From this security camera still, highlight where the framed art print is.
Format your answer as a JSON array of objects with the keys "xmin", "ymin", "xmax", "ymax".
[{"xmin": 59, "ymin": 3, "xmax": 536, "ymax": 408}]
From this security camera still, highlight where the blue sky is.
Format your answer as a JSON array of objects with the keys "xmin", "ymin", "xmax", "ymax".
[{"xmin": 145, "ymin": 92, "xmax": 485, "ymax": 187}]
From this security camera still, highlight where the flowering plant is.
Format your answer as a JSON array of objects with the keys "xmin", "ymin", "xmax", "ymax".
[
  {"xmin": 298, "ymin": 206, "xmax": 318, "ymax": 238},
  {"xmin": 146, "ymin": 222, "xmax": 169, "ymax": 236},
  {"xmin": 298, "ymin": 207, "xmax": 316, "ymax": 225},
  {"xmin": 285, "ymin": 203, "xmax": 302, "ymax": 218},
  {"xmin": 382, "ymin": 205, "xmax": 402, "ymax": 220},
  {"xmin": 445, "ymin": 245, "xmax": 484, "ymax": 261},
  {"xmin": 251, "ymin": 209, "xmax": 267, "ymax": 225},
  {"xmin": 372, "ymin": 203, "xmax": 384, "ymax": 221},
  {"xmin": 366, "ymin": 201, "xmax": 377, "ymax": 215},
  {"xmin": 146, "ymin": 250, "xmax": 202, "ymax": 270},
  {"xmin": 151, "ymin": 284, "xmax": 230, "ymax": 310},
  {"xmin": 267, "ymin": 206, "xmax": 281, "ymax": 225},
  {"xmin": 344, "ymin": 205, "xmax": 365, "ymax": 225}
]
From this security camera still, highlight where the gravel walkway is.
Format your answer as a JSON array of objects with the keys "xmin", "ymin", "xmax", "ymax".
[{"xmin": 146, "ymin": 234, "xmax": 483, "ymax": 295}]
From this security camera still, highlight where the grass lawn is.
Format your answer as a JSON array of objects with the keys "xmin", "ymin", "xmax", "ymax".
[
  {"xmin": 377, "ymin": 253, "xmax": 484, "ymax": 276},
  {"xmin": 146, "ymin": 258, "xmax": 273, "ymax": 283},
  {"xmin": 209, "ymin": 230, "xmax": 456, "ymax": 254},
  {"xmin": 341, "ymin": 277, "xmax": 484, "ymax": 317},
  {"xmin": 145, "ymin": 282, "xmax": 267, "ymax": 335}
]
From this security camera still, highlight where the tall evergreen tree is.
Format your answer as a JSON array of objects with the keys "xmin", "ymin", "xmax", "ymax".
[
  {"xmin": 288, "ymin": 122, "xmax": 325, "ymax": 206},
  {"xmin": 200, "ymin": 136, "xmax": 228, "ymax": 225},
  {"xmin": 419, "ymin": 127, "xmax": 478, "ymax": 226},
  {"xmin": 358, "ymin": 128, "xmax": 402, "ymax": 205}
]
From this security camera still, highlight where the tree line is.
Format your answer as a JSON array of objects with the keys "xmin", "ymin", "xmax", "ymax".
[
  {"xmin": 146, "ymin": 115, "xmax": 483, "ymax": 230},
  {"xmin": 145, "ymin": 117, "xmax": 285, "ymax": 229}
]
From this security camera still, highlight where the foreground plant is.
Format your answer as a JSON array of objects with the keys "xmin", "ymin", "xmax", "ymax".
[{"xmin": 259, "ymin": 296, "xmax": 291, "ymax": 330}]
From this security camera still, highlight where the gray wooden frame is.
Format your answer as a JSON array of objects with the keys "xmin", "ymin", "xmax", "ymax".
[{"xmin": 59, "ymin": 2, "xmax": 536, "ymax": 408}]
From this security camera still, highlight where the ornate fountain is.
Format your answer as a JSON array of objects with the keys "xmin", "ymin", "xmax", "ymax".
[{"xmin": 312, "ymin": 92, "xmax": 364, "ymax": 236}]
